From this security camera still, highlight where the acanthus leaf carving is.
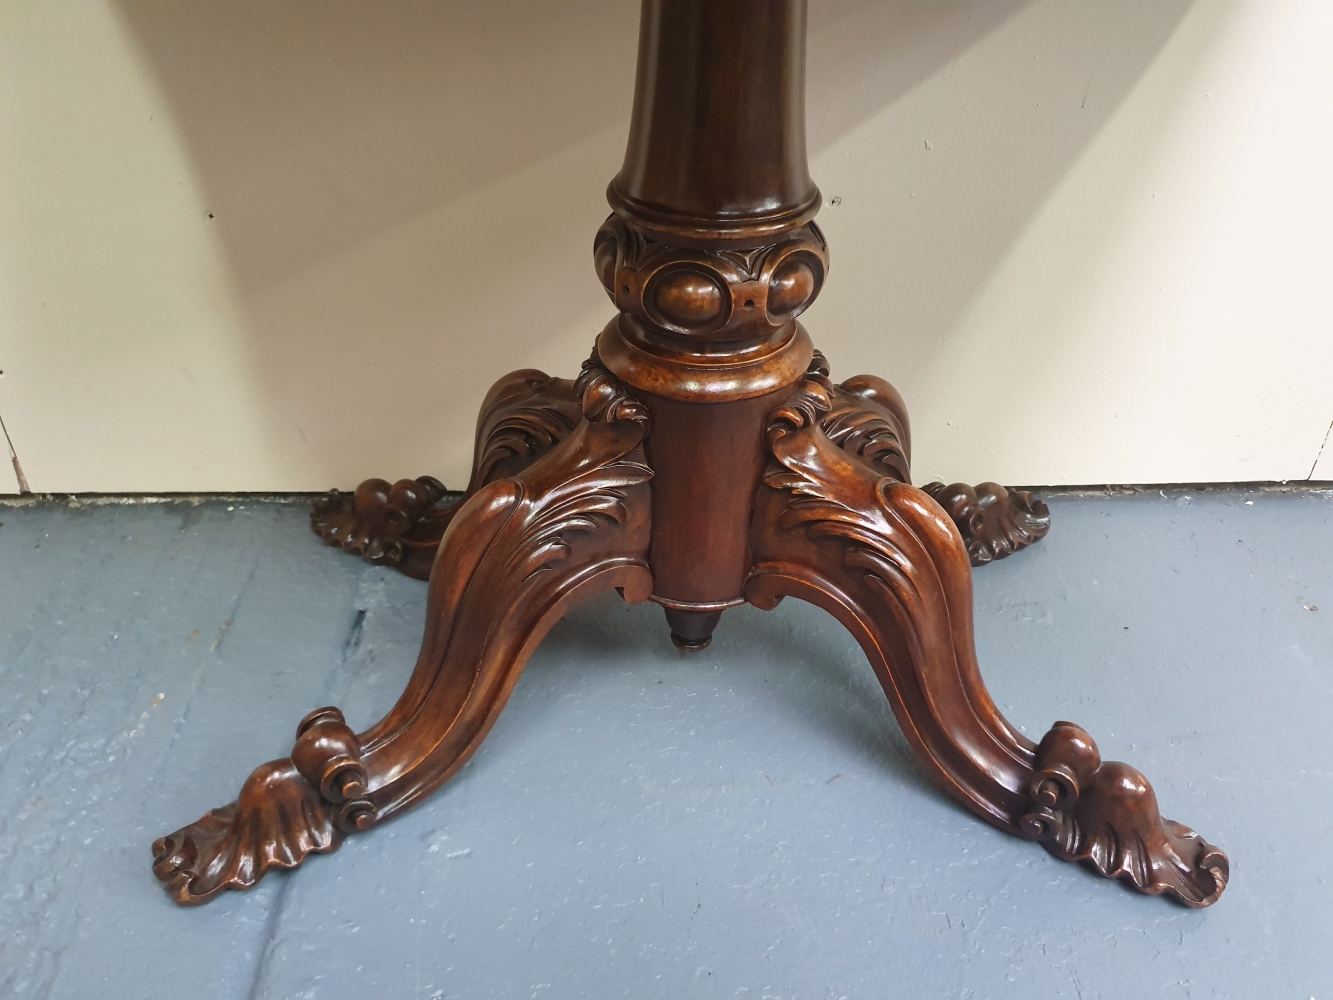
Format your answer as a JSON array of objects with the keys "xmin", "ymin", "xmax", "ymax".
[
  {"xmin": 806, "ymin": 360, "xmax": 1047, "ymax": 567},
  {"xmin": 471, "ymin": 373, "xmax": 582, "ymax": 487},
  {"xmin": 310, "ymin": 370, "xmax": 584, "ymax": 579},
  {"xmin": 152, "ymin": 706, "xmax": 373, "ymax": 906},
  {"xmin": 821, "ymin": 375, "xmax": 912, "ymax": 486},
  {"xmin": 154, "ymin": 352, "xmax": 655, "ymax": 906}
]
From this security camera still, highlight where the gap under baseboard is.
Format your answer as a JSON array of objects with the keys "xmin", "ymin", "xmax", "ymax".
[
  {"xmin": 2, "ymin": 481, "xmax": 1330, "ymax": 509},
  {"xmin": 1011, "ymin": 480, "xmax": 1332, "ymax": 497}
]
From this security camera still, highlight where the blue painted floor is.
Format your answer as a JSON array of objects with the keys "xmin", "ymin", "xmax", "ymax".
[{"xmin": 0, "ymin": 488, "xmax": 1329, "ymax": 999}]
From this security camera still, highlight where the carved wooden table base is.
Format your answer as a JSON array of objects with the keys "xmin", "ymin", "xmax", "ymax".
[{"xmin": 153, "ymin": 0, "xmax": 1225, "ymax": 911}]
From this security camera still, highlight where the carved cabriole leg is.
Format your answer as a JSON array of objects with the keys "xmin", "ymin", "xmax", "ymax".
[
  {"xmin": 745, "ymin": 364, "xmax": 1227, "ymax": 907},
  {"xmin": 310, "ymin": 370, "xmax": 584, "ymax": 579},
  {"xmin": 153, "ymin": 356, "xmax": 653, "ymax": 905}
]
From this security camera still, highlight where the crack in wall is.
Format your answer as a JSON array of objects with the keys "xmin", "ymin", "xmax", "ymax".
[
  {"xmin": 0, "ymin": 408, "xmax": 31, "ymax": 494},
  {"xmin": 1307, "ymin": 417, "xmax": 1333, "ymax": 480}
]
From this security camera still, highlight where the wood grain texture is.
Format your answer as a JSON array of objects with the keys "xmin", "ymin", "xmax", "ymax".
[
  {"xmin": 155, "ymin": 0, "xmax": 1223, "ymax": 909},
  {"xmin": 745, "ymin": 358, "xmax": 1225, "ymax": 906},
  {"xmin": 154, "ymin": 356, "xmax": 653, "ymax": 904}
]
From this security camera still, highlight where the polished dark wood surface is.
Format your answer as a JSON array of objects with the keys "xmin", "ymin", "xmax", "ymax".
[
  {"xmin": 611, "ymin": 0, "xmax": 819, "ymax": 244},
  {"xmin": 154, "ymin": 0, "xmax": 1226, "ymax": 909},
  {"xmin": 642, "ymin": 390, "xmax": 778, "ymax": 608}
]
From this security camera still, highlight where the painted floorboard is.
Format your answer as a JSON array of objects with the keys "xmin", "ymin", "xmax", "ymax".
[{"xmin": 0, "ymin": 491, "xmax": 1329, "ymax": 999}]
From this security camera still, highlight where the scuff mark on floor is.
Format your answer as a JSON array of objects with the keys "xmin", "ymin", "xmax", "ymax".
[
  {"xmin": 210, "ymin": 619, "xmax": 234, "ymax": 652},
  {"xmin": 343, "ymin": 607, "xmax": 367, "ymax": 657}
]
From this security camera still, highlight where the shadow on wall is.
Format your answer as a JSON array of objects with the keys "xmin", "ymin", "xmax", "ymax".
[
  {"xmin": 113, "ymin": 0, "xmax": 1190, "ymax": 489},
  {"xmin": 803, "ymin": 0, "xmax": 1206, "ymax": 485}
]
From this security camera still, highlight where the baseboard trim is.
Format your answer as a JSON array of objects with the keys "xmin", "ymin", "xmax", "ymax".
[{"xmin": 1, "ymin": 482, "xmax": 1328, "ymax": 508}]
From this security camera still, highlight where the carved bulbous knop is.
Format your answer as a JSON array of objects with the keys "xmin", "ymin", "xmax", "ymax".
[
  {"xmin": 593, "ymin": 215, "xmax": 828, "ymax": 344},
  {"xmin": 652, "ymin": 270, "xmax": 725, "ymax": 327}
]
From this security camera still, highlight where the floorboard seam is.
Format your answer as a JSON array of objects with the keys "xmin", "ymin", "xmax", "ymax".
[{"xmin": 244, "ymin": 875, "xmax": 294, "ymax": 1000}]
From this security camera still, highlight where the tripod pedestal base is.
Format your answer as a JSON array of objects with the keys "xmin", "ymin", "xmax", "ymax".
[
  {"xmin": 152, "ymin": 0, "xmax": 1225, "ymax": 913},
  {"xmin": 153, "ymin": 344, "xmax": 1226, "ymax": 909}
]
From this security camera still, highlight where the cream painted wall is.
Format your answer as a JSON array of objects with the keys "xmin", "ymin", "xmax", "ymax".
[{"xmin": 1, "ymin": 0, "xmax": 1330, "ymax": 494}]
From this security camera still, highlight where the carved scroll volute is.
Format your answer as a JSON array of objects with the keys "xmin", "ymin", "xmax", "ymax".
[
  {"xmin": 1020, "ymin": 721, "xmax": 1228, "ymax": 907},
  {"xmin": 292, "ymin": 707, "xmax": 375, "ymax": 833},
  {"xmin": 575, "ymin": 345, "xmax": 651, "ymax": 426}
]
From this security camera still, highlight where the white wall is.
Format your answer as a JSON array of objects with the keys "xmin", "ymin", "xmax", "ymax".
[{"xmin": 1, "ymin": 0, "xmax": 1330, "ymax": 494}]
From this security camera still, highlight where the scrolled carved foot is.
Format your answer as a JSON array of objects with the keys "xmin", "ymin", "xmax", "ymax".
[
  {"xmin": 923, "ymin": 481, "xmax": 1050, "ymax": 566},
  {"xmin": 1020, "ymin": 722, "xmax": 1228, "ymax": 907},
  {"xmin": 152, "ymin": 759, "xmax": 338, "ymax": 906},
  {"xmin": 152, "ymin": 708, "xmax": 375, "ymax": 905},
  {"xmin": 312, "ymin": 476, "xmax": 453, "ymax": 579}
]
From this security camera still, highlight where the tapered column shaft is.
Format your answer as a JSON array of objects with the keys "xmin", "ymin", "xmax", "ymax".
[
  {"xmin": 596, "ymin": 0, "xmax": 824, "ymax": 609},
  {"xmin": 610, "ymin": 0, "xmax": 819, "ymax": 246}
]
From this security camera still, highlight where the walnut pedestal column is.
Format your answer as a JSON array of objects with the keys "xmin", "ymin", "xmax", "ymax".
[{"xmin": 154, "ymin": 0, "xmax": 1226, "ymax": 910}]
